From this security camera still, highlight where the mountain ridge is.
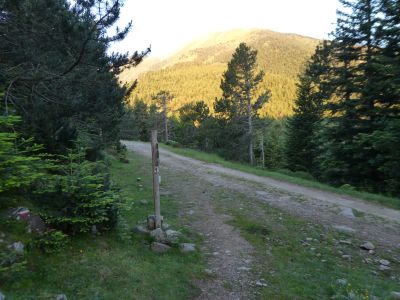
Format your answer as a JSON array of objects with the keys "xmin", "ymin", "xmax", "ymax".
[{"xmin": 122, "ymin": 28, "xmax": 320, "ymax": 118}]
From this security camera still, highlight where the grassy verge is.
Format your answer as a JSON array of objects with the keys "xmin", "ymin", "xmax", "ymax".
[
  {"xmin": 161, "ymin": 144, "xmax": 400, "ymax": 210},
  {"xmin": 211, "ymin": 188, "xmax": 400, "ymax": 299},
  {"xmin": 0, "ymin": 151, "xmax": 204, "ymax": 300}
]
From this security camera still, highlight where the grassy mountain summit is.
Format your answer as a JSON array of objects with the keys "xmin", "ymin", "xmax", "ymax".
[{"xmin": 123, "ymin": 29, "xmax": 320, "ymax": 118}]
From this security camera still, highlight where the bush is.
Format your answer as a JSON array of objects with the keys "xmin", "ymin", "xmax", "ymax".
[
  {"xmin": 35, "ymin": 149, "xmax": 122, "ymax": 235},
  {"xmin": 0, "ymin": 115, "xmax": 51, "ymax": 209},
  {"xmin": 31, "ymin": 230, "xmax": 68, "ymax": 253}
]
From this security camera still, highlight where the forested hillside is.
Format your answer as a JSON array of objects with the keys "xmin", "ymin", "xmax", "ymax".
[{"xmin": 121, "ymin": 29, "xmax": 319, "ymax": 118}]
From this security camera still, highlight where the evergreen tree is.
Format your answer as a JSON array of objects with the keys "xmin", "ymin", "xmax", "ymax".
[
  {"xmin": 214, "ymin": 43, "xmax": 270, "ymax": 164},
  {"xmin": 285, "ymin": 43, "xmax": 331, "ymax": 173},
  {"xmin": 152, "ymin": 90, "xmax": 174, "ymax": 142}
]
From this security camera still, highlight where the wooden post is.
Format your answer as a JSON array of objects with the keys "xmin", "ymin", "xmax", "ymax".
[{"xmin": 151, "ymin": 130, "xmax": 162, "ymax": 228}]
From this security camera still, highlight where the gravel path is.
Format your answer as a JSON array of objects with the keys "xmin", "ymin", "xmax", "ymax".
[{"xmin": 123, "ymin": 140, "xmax": 400, "ymax": 298}]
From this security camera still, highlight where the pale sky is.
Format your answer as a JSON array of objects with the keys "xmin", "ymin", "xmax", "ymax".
[{"xmin": 110, "ymin": 0, "xmax": 341, "ymax": 58}]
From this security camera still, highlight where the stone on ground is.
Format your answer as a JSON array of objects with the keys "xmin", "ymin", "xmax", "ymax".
[
  {"xmin": 8, "ymin": 241, "xmax": 24, "ymax": 255},
  {"xmin": 0, "ymin": 291, "xmax": 4, "ymax": 300},
  {"xmin": 165, "ymin": 229, "xmax": 181, "ymax": 244},
  {"xmin": 390, "ymin": 292, "xmax": 400, "ymax": 299},
  {"xmin": 151, "ymin": 242, "xmax": 171, "ymax": 253},
  {"xmin": 27, "ymin": 215, "xmax": 46, "ymax": 235},
  {"xmin": 360, "ymin": 242, "xmax": 375, "ymax": 251},
  {"xmin": 150, "ymin": 228, "xmax": 166, "ymax": 242},
  {"xmin": 56, "ymin": 294, "xmax": 67, "ymax": 300},
  {"xmin": 132, "ymin": 225, "xmax": 150, "ymax": 235},
  {"xmin": 332, "ymin": 225, "xmax": 356, "ymax": 234},
  {"xmin": 180, "ymin": 243, "xmax": 196, "ymax": 252},
  {"xmin": 340, "ymin": 207, "xmax": 355, "ymax": 218}
]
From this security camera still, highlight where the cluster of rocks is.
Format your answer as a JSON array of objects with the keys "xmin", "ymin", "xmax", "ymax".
[{"xmin": 132, "ymin": 214, "xmax": 196, "ymax": 254}]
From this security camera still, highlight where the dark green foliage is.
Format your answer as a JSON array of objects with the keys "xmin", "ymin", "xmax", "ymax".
[
  {"xmin": 0, "ymin": 0, "xmax": 147, "ymax": 154},
  {"xmin": 283, "ymin": 0, "xmax": 400, "ymax": 196},
  {"xmin": 0, "ymin": 115, "xmax": 51, "ymax": 208},
  {"xmin": 31, "ymin": 230, "xmax": 68, "ymax": 254},
  {"xmin": 35, "ymin": 149, "xmax": 121, "ymax": 235},
  {"xmin": 215, "ymin": 43, "xmax": 270, "ymax": 164},
  {"xmin": 285, "ymin": 43, "xmax": 331, "ymax": 173}
]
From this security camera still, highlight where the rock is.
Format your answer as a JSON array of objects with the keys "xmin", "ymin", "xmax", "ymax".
[
  {"xmin": 379, "ymin": 265, "xmax": 392, "ymax": 271},
  {"xmin": 8, "ymin": 241, "xmax": 24, "ymax": 255},
  {"xmin": 0, "ymin": 291, "xmax": 4, "ymax": 300},
  {"xmin": 255, "ymin": 280, "xmax": 268, "ymax": 287},
  {"xmin": 0, "ymin": 239, "xmax": 3, "ymax": 243},
  {"xmin": 342, "ymin": 255, "xmax": 352, "ymax": 261},
  {"xmin": 132, "ymin": 225, "xmax": 150, "ymax": 235},
  {"xmin": 390, "ymin": 292, "xmax": 400, "ymax": 299},
  {"xmin": 369, "ymin": 250, "xmax": 375, "ymax": 255},
  {"xmin": 212, "ymin": 252, "xmax": 219, "ymax": 256},
  {"xmin": 56, "ymin": 294, "xmax": 67, "ymax": 300},
  {"xmin": 340, "ymin": 207, "xmax": 355, "ymax": 218},
  {"xmin": 332, "ymin": 225, "xmax": 356, "ymax": 234},
  {"xmin": 91, "ymin": 225, "xmax": 98, "ymax": 235},
  {"xmin": 238, "ymin": 266, "xmax": 251, "ymax": 271},
  {"xmin": 147, "ymin": 215, "xmax": 156, "ymax": 230},
  {"xmin": 162, "ymin": 223, "xmax": 171, "ymax": 230},
  {"xmin": 360, "ymin": 242, "xmax": 375, "ymax": 251},
  {"xmin": 27, "ymin": 215, "xmax": 46, "ymax": 235},
  {"xmin": 204, "ymin": 269, "xmax": 213, "ymax": 275},
  {"xmin": 336, "ymin": 278, "xmax": 348, "ymax": 286},
  {"xmin": 165, "ymin": 230, "xmax": 181, "ymax": 244},
  {"xmin": 136, "ymin": 177, "xmax": 141, "ymax": 182},
  {"xmin": 151, "ymin": 242, "xmax": 171, "ymax": 253},
  {"xmin": 379, "ymin": 259, "xmax": 390, "ymax": 266},
  {"xmin": 139, "ymin": 199, "xmax": 148, "ymax": 205},
  {"xmin": 0, "ymin": 232, "xmax": 5, "ymax": 238},
  {"xmin": 150, "ymin": 228, "xmax": 166, "ymax": 242},
  {"xmin": 180, "ymin": 243, "xmax": 196, "ymax": 252},
  {"xmin": 339, "ymin": 240, "xmax": 352, "ymax": 245},
  {"xmin": 188, "ymin": 210, "xmax": 194, "ymax": 215}
]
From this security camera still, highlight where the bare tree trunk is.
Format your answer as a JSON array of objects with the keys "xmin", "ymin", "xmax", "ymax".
[
  {"xmin": 247, "ymin": 93, "xmax": 254, "ymax": 165},
  {"xmin": 260, "ymin": 134, "xmax": 265, "ymax": 167},
  {"xmin": 163, "ymin": 100, "xmax": 168, "ymax": 142}
]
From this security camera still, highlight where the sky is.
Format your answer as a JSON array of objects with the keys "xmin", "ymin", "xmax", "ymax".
[{"xmin": 110, "ymin": 0, "xmax": 341, "ymax": 58}]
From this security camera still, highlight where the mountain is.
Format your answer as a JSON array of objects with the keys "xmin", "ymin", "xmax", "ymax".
[{"xmin": 121, "ymin": 29, "xmax": 320, "ymax": 118}]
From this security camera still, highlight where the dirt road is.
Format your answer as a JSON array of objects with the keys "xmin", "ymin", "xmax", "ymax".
[{"xmin": 123, "ymin": 140, "xmax": 400, "ymax": 298}]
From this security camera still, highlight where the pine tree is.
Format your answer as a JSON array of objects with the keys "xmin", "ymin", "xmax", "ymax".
[
  {"xmin": 285, "ymin": 42, "xmax": 331, "ymax": 173},
  {"xmin": 214, "ymin": 43, "xmax": 270, "ymax": 164},
  {"xmin": 152, "ymin": 90, "xmax": 174, "ymax": 142}
]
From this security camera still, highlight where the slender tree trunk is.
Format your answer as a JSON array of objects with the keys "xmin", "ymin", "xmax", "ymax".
[
  {"xmin": 247, "ymin": 92, "xmax": 254, "ymax": 165},
  {"xmin": 163, "ymin": 99, "xmax": 168, "ymax": 142},
  {"xmin": 260, "ymin": 134, "xmax": 265, "ymax": 167}
]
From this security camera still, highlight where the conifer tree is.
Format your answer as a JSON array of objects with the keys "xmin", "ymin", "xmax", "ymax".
[
  {"xmin": 285, "ymin": 42, "xmax": 331, "ymax": 173},
  {"xmin": 152, "ymin": 90, "xmax": 174, "ymax": 142},
  {"xmin": 215, "ymin": 43, "xmax": 270, "ymax": 164}
]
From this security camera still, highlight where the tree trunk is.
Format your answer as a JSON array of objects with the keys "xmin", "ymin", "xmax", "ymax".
[
  {"xmin": 247, "ymin": 92, "xmax": 254, "ymax": 165},
  {"xmin": 260, "ymin": 134, "xmax": 265, "ymax": 167},
  {"xmin": 163, "ymin": 100, "xmax": 168, "ymax": 142}
]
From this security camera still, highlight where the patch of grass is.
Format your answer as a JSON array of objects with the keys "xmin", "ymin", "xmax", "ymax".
[
  {"xmin": 0, "ymin": 151, "xmax": 204, "ymax": 299},
  {"xmin": 212, "ymin": 190, "xmax": 400, "ymax": 299},
  {"xmin": 160, "ymin": 143, "xmax": 400, "ymax": 210}
]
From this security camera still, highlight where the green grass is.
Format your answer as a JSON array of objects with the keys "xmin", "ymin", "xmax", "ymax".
[
  {"xmin": 161, "ymin": 144, "xmax": 400, "ymax": 210},
  {"xmin": 211, "ymin": 188, "xmax": 400, "ymax": 299},
  {"xmin": 0, "ymin": 151, "xmax": 204, "ymax": 300}
]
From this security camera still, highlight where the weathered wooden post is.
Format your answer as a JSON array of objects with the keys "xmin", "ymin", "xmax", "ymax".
[{"xmin": 151, "ymin": 130, "xmax": 162, "ymax": 228}]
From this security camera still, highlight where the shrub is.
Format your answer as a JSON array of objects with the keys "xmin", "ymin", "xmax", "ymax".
[
  {"xmin": 35, "ymin": 149, "xmax": 122, "ymax": 235},
  {"xmin": 31, "ymin": 230, "xmax": 68, "ymax": 253}
]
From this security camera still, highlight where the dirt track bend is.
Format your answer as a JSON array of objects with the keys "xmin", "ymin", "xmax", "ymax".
[{"xmin": 124, "ymin": 141, "xmax": 400, "ymax": 248}]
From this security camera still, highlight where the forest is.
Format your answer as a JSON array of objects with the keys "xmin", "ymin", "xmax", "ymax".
[
  {"xmin": 123, "ymin": 0, "xmax": 400, "ymax": 198},
  {"xmin": 1, "ymin": 0, "xmax": 400, "ymax": 298}
]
